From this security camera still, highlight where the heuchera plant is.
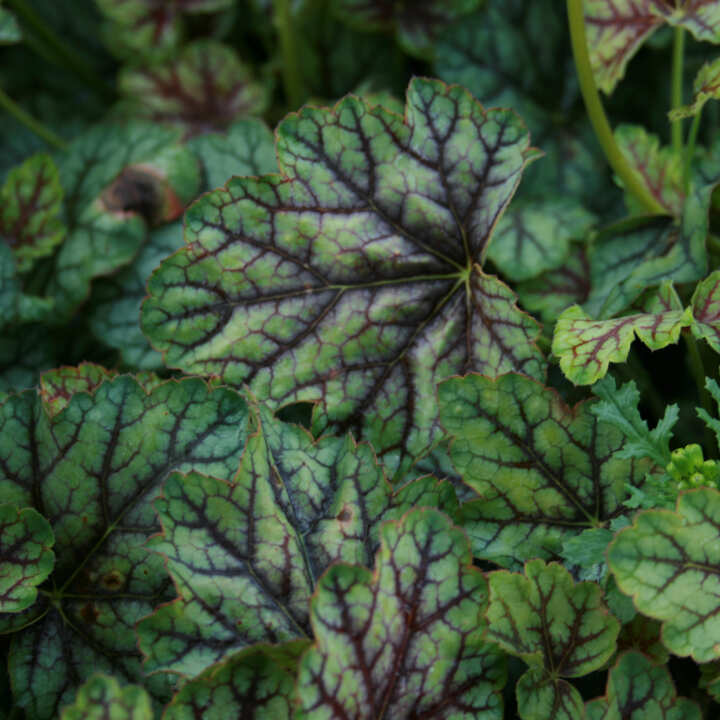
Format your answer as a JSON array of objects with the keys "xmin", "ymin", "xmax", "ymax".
[{"xmin": 5, "ymin": 0, "xmax": 720, "ymax": 718}]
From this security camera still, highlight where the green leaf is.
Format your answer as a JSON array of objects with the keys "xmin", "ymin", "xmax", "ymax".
[
  {"xmin": 49, "ymin": 122, "xmax": 201, "ymax": 319},
  {"xmin": 615, "ymin": 125, "xmax": 684, "ymax": 217},
  {"xmin": 487, "ymin": 198, "xmax": 595, "ymax": 283},
  {"xmin": 0, "ymin": 505, "xmax": 54, "ymax": 613},
  {"xmin": 138, "ymin": 402, "xmax": 456, "ymax": 676},
  {"xmin": 434, "ymin": 0, "xmax": 571, "ymax": 138},
  {"xmin": 95, "ymin": 0, "xmax": 233, "ymax": 59},
  {"xmin": 553, "ymin": 285, "xmax": 692, "ymax": 386},
  {"xmin": 585, "ymin": 187, "xmax": 709, "ymax": 319},
  {"xmin": 0, "ymin": 325, "xmax": 58, "ymax": 395},
  {"xmin": 670, "ymin": 57, "xmax": 720, "ymax": 120},
  {"xmin": 437, "ymin": 373, "xmax": 648, "ymax": 567},
  {"xmin": 142, "ymin": 77, "xmax": 545, "ymax": 475},
  {"xmin": 0, "ymin": 370, "xmax": 249, "ymax": 718},
  {"xmin": 187, "ymin": 118, "xmax": 277, "ymax": 191},
  {"xmin": 38, "ymin": 363, "xmax": 117, "ymax": 418},
  {"xmin": 119, "ymin": 41, "xmax": 267, "ymax": 137},
  {"xmin": 698, "ymin": 377, "xmax": 720, "ymax": 448},
  {"xmin": 0, "ymin": 6, "xmax": 21, "ymax": 45},
  {"xmin": 591, "ymin": 376, "xmax": 677, "ymax": 467},
  {"xmin": 163, "ymin": 641, "xmax": 309, "ymax": 720},
  {"xmin": 690, "ymin": 269, "xmax": 720, "ymax": 352},
  {"xmin": 331, "ymin": 0, "xmax": 482, "ymax": 58},
  {"xmin": 0, "ymin": 154, "xmax": 65, "ymax": 273},
  {"xmin": 585, "ymin": 651, "xmax": 701, "ymax": 720},
  {"xmin": 59, "ymin": 675, "xmax": 152, "ymax": 720},
  {"xmin": 585, "ymin": 0, "xmax": 720, "ymax": 95},
  {"xmin": 560, "ymin": 528, "xmax": 615, "ymax": 581},
  {"xmin": 296, "ymin": 508, "xmax": 505, "ymax": 719},
  {"xmin": 608, "ymin": 487, "xmax": 720, "ymax": 662},
  {"xmin": 616, "ymin": 615, "xmax": 669, "ymax": 664},
  {"xmin": 486, "ymin": 559, "xmax": 619, "ymax": 720},
  {"xmin": 515, "ymin": 244, "xmax": 591, "ymax": 324}
]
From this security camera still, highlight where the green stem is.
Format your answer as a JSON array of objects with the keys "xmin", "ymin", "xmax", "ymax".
[
  {"xmin": 671, "ymin": 27, "xmax": 685, "ymax": 154},
  {"xmin": 684, "ymin": 332, "xmax": 717, "ymax": 455},
  {"xmin": 0, "ymin": 86, "xmax": 66, "ymax": 150},
  {"xmin": 566, "ymin": 0, "xmax": 668, "ymax": 216},
  {"xmin": 5, "ymin": 0, "xmax": 110, "ymax": 98},
  {"xmin": 684, "ymin": 108, "xmax": 702, "ymax": 191},
  {"xmin": 275, "ymin": 0, "xmax": 304, "ymax": 108}
]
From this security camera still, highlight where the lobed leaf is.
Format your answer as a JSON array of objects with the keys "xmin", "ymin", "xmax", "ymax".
[
  {"xmin": 615, "ymin": 125, "xmax": 684, "ymax": 217},
  {"xmin": 437, "ymin": 373, "xmax": 648, "ymax": 567},
  {"xmin": 59, "ymin": 675, "xmax": 152, "ymax": 720},
  {"xmin": 48, "ymin": 122, "xmax": 201, "ymax": 319},
  {"xmin": 296, "ymin": 508, "xmax": 505, "ymax": 719},
  {"xmin": 585, "ymin": 0, "xmax": 720, "ymax": 95},
  {"xmin": 138, "ymin": 401, "xmax": 456, "ymax": 677},
  {"xmin": 608, "ymin": 487, "xmax": 720, "ymax": 662},
  {"xmin": 553, "ymin": 284, "xmax": 692, "ymax": 386},
  {"xmin": 585, "ymin": 650, "xmax": 701, "ymax": 719},
  {"xmin": 38, "ymin": 363, "xmax": 117, "ymax": 418},
  {"xmin": 0, "ymin": 154, "xmax": 65, "ymax": 273},
  {"xmin": 162, "ymin": 642, "xmax": 309, "ymax": 720},
  {"xmin": 119, "ymin": 41, "xmax": 266, "ymax": 137},
  {"xmin": 95, "ymin": 0, "xmax": 233, "ymax": 59},
  {"xmin": 0, "ymin": 505, "xmax": 54, "ymax": 613},
  {"xmin": 690, "ymin": 269, "xmax": 720, "ymax": 352},
  {"xmin": 0, "ymin": 370, "xmax": 249, "ymax": 718},
  {"xmin": 515, "ymin": 244, "xmax": 591, "ymax": 323},
  {"xmin": 671, "ymin": 57, "xmax": 720, "ymax": 120},
  {"xmin": 585, "ymin": 187, "xmax": 709, "ymax": 319},
  {"xmin": 486, "ymin": 559, "xmax": 619, "ymax": 720},
  {"xmin": 591, "ymin": 376, "xmax": 677, "ymax": 467},
  {"xmin": 487, "ymin": 198, "xmax": 595, "ymax": 283},
  {"xmin": 142, "ymin": 77, "xmax": 545, "ymax": 475}
]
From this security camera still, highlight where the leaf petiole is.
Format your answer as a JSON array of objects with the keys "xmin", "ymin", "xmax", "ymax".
[
  {"xmin": 566, "ymin": 0, "xmax": 668, "ymax": 216},
  {"xmin": 0, "ymin": 86, "xmax": 66, "ymax": 150},
  {"xmin": 683, "ymin": 108, "xmax": 702, "ymax": 191},
  {"xmin": 671, "ymin": 27, "xmax": 685, "ymax": 154},
  {"xmin": 274, "ymin": 0, "xmax": 305, "ymax": 108}
]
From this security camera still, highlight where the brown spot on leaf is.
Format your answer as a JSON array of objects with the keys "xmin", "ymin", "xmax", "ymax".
[
  {"xmin": 80, "ymin": 602, "xmax": 100, "ymax": 625},
  {"xmin": 337, "ymin": 506, "xmax": 352, "ymax": 522},
  {"xmin": 101, "ymin": 570, "xmax": 125, "ymax": 591}
]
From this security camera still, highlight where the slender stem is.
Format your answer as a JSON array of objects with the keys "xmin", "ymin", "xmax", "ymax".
[
  {"xmin": 684, "ymin": 332, "xmax": 717, "ymax": 455},
  {"xmin": 566, "ymin": 0, "xmax": 668, "ymax": 216},
  {"xmin": 0, "ymin": 86, "xmax": 66, "ymax": 150},
  {"xmin": 5, "ymin": 0, "xmax": 110, "ymax": 98},
  {"xmin": 275, "ymin": 0, "xmax": 304, "ymax": 108},
  {"xmin": 684, "ymin": 108, "xmax": 702, "ymax": 191},
  {"xmin": 671, "ymin": 27, "xmax": 685, "ymax": 154}
]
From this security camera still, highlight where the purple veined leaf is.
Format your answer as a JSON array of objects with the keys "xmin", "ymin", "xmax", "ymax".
[
  {"xmin": 137, "ymin": 400, "xmax": 456, "ymax": 678},
  {"xmin": 295, "ymin": 508, "xmax": 506, "ymax": 719},
  {"xmin": 585, "ymin": 0, "xmax": 720, "ymax": 95},
  {"xmin": 142, "ymin": 77, "xmax": 546, "ymax": 476},
  {"xmin": 608, "ymin": 487, "xmax": 720, "ymax": 663},
  {"xmin": 584, "ymin": 186, "xmax": 710, "ymax": 319},
  {"xmin": 0, "ymin": 154, "xmax": 65, "ymax": 273},
  {"xmin": 670, "ymin": 57, "xmax": 720, "ymax": 120},
  {"xmin": 331, "ymin": 0, "xmax": 482, "ymax": 58},
  {"xmin": 616, "ymin": 615, "xmax": 669, "ymax": 665},
  {"xmin": 47, "ymin": 122, "xmax": 201, "ymax": 320},
  {"xmin": 89, "ymin": 119, "xmax": 277, "ymax": 371},
  {"xmin": 553, "ymin": 281, "xmax": 693, "ymax": 385},
  {"xmin": 615, "ymin": 124, "xmax": 685, "ymax": 217},
  {"xmin": 515, "ymin": 243, "xmax": 592, "ymax": 324},
  {"xmin": 162, "ymin": 641, "xmax": 310, "ymax": 720},
  {"xmin": 118, "ymin": 40, "xmax": 267, "ymax": 138},
  {"xmin": 0, "ymin": 505, "xmax": 54, "ymax": 614},
  {"xmin": 0, "ymin": 369, "xmax": 250, "ymax": 719},
  {"xmin": 38, "ymin": 363, "xmax": 117, "ymax": 418},
  {"xmin": 690, "ymin": 269, "xmax": 720, "ymax": 352},
  {"xmin": 95, "ymin": 0, "xmax": 234, "ymax": 59},
  {"xmin": 59, "ymin": 675, "xmax": 152, "ymax": 720},
  {"xmin": 486, "ymin": 559, "xmax": 619, "ymax": 720},
  {"xmin": 585, "ymin": 651, "xmax": 701, "ymax": 720},
  {"xmin": 437, "ymin": 373, "xmax": 650, "ymax": 567}
]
